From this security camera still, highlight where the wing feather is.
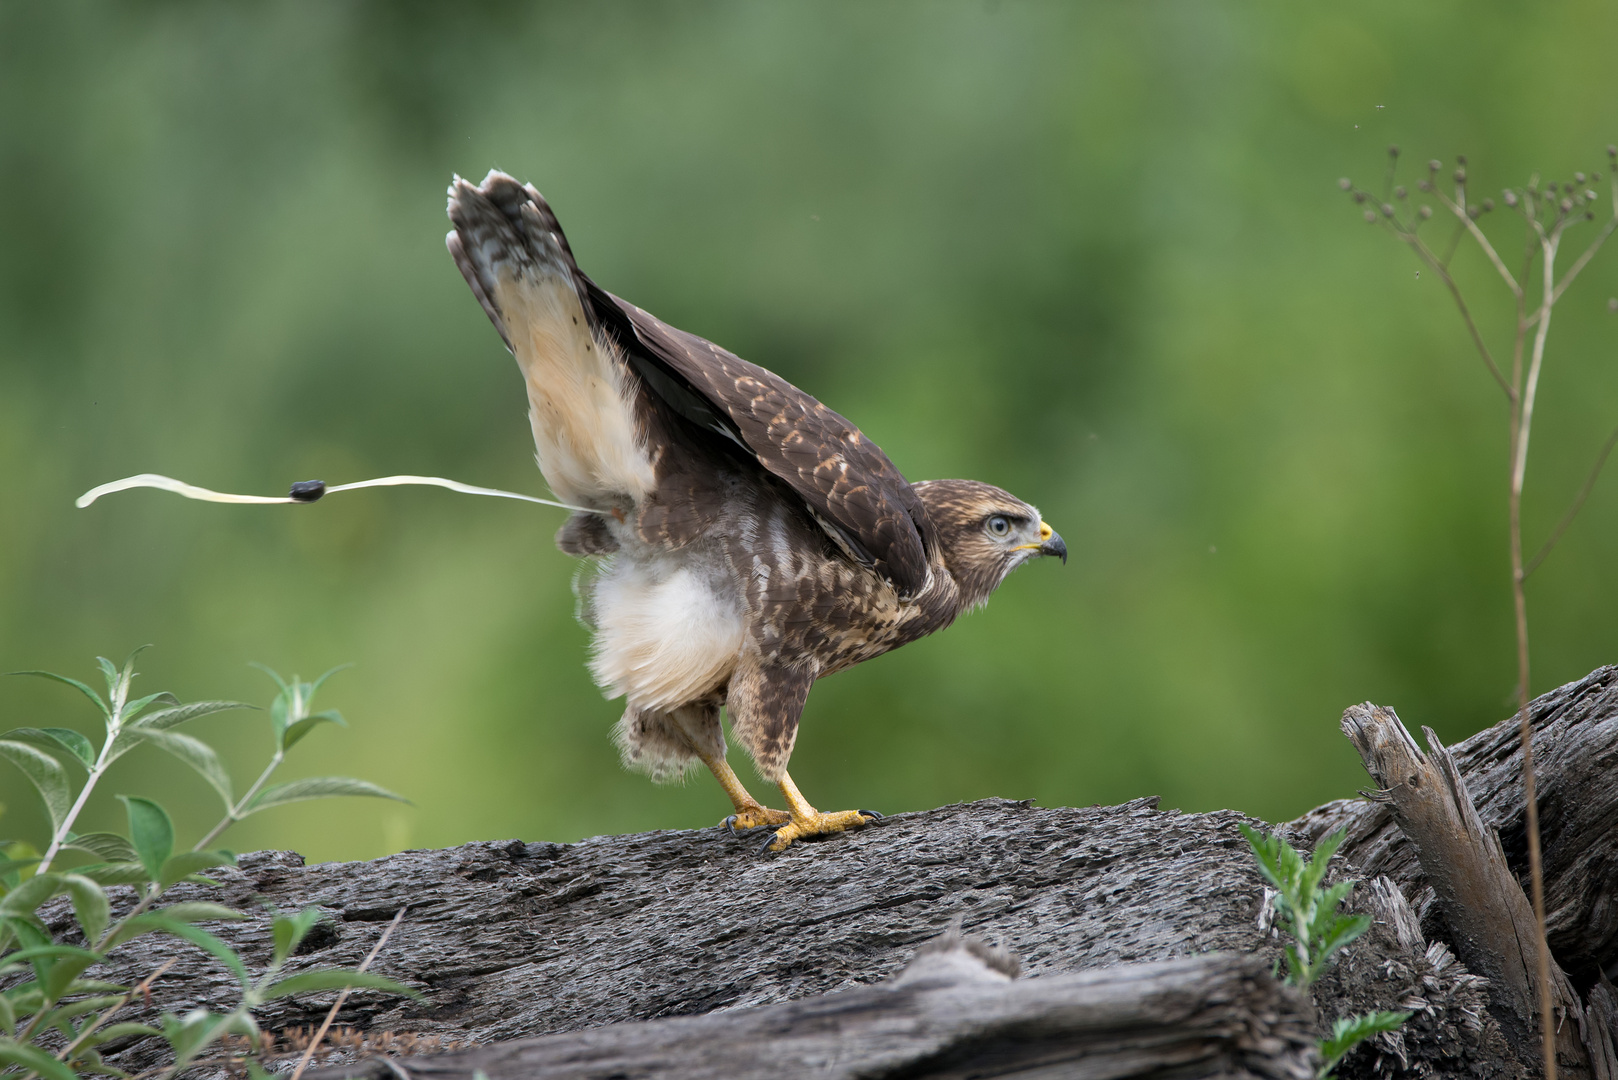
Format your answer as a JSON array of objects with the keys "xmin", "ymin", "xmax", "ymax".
[
  {"xmin": 445, "ymin": 171, "xmax": 936, "ymax": 599},
  {"xmin": 582, "ymin": 285, "xmax": 935, "ymax": 600}
]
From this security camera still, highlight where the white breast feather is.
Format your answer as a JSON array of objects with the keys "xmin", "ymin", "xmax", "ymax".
[
  {"xmin": 492, "ymin": 271, "xmax": 655, "ymax": 506},
  {"xmin": 588, "ymin": 559, "xmax": 745, "ymax": 711}
]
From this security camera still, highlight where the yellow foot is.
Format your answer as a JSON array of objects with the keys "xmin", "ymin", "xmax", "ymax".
[
  {"xmin": 763, "ymin": 808, "xmax": 883, "ymax": 853},
  {"xmin": 722, "ymin": 804, "xmax": 791, "ymax": 834}
]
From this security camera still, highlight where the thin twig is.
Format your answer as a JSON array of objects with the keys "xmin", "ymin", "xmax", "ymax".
[
  {"xmin": 1524, "ymin": 421, "xmax": 1618, "ymax": 578},
  {"xmin": 1509, "ymin": 219, "xmax": 1560, "ymax": 1080},
  {"xmin": 1435, "ymin": 186, "xmax": 1522, "ymax": 296},
  {"xmin": 287, "ymin": 906, "xmax": 408, "ymax": 1080},
  {"xmin": 1401, "ymin": 232, "xmax": 1514, "ymax": 398},
  {"xmin": 1551, "ymin": 215, "xmax": 1618, "ymax": 305}
]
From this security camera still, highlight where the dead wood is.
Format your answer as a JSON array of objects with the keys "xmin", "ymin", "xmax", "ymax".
[
  {"xmin": 28, "ymin": 667, "xmax": 1618, "ymax": 1080},
  {"xmin": 307, "ymin": 952, "xmax": 1317, "ymax": 1080},
  {"xmin": 1338, "ymin": 704, "xmax": 1590, "ymax": 1076},
  {"xmin": 1291, "ymin": 666, "xmax": 1618, "ymax": 991}
]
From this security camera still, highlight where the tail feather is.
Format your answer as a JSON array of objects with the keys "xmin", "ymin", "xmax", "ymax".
[
  {"xmin": 445, "ymin": 171, "xmax": 656, "ymax": 508},
  {"xmin": 445, "ymin": 171, "xmax": 585, "ymax": 351}
]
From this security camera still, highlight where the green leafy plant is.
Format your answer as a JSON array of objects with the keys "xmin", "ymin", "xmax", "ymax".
[
  {"xmin": 0, "ymin": 649, "xmax": 413, "ymax": 1078},
  {"xmin": 1239, "ymin": 824, "xmax": 1410, "ymax": 1079},
  {"xmin": 1318, "ymin": 1012, "xmax": 1412, "ymax": 1080}
]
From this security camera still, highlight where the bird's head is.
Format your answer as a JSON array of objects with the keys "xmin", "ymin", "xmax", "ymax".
[{"xmin": 911, "ymin": 479, "xmax": 1066, "ymax": 610}]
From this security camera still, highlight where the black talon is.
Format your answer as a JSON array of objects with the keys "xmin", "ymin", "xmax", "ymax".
[
  {"xmin": 758, "ymin": 830, "xmax": 783, "ymax": 856},
  {"xmin": 724, "ymin": 815, "xmax": 739, "ymax": 837},
  {"xmin": 858, "ymin": 809, "xmax": 884, "ymax": 820}
]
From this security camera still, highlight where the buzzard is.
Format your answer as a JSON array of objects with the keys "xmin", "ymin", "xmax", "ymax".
[{"xmin": 446, "ymin": 172, "xmax": 1066, "ymax": 851}]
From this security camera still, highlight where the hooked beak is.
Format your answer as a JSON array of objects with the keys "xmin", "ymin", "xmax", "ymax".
[
  {"xmin": 1040, "ymin": 535, "xmax": 1067, "ymax": 564},
  {"xmin": 1029, "ymin": 521, "xmax": 1067, "ymax": 565}
]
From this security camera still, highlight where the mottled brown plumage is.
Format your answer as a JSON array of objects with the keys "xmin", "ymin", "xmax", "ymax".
[{"xmin": 447, "ymin": 171, "xmax": 1065, "ymax": 850}]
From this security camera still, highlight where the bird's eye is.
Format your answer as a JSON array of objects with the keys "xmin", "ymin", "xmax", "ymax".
[{"xmin": 987, "ymin": 515, "xmax": 1011, "ymax": 537}]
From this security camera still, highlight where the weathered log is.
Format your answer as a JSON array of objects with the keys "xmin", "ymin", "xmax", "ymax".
[
  {"xmin": 308, "ymin": 951, "xmax": 1317, "ymax": 1080},
  {"xmin": 1292, "ymin": 666, "xmax": 1618, "ymax": 990},
  {"xmin": 1338, "ymin": 704, "xmax": 1589, "ymax": 1076},
  {"xmin": 66, "ymin": 797, "xmax": 1502, "ymax": 1079},
  {"xmin": 35, "ymin": 668, "xmax": 1617, "ymax": 1079}
]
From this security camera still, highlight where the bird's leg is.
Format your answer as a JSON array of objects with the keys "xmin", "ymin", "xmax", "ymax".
[
  {"xmin": 698, "ymin": 750, "xmax": 790, "ymax": 833},
  {"xmin": 763, "ymin": 771, "xmax": 881, "ymax": 853}
]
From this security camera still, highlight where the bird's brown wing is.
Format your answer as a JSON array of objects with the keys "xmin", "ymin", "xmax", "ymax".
[
  {"xmin": 446, "ymin": 170, "xmax": 935, "ymax": 599},
  {"xmin": 581, "ymin": 282, "xmax": 936, "ymax": 600}
]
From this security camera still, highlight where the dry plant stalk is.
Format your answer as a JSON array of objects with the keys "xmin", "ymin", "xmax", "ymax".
[
  {"xmin": 287, "ymin": 905, "xmax": 408, "ymax": 1080},
  {"xmin": 1344, "ymin": 145, "xmax": 1618, "ymax": 1080}
]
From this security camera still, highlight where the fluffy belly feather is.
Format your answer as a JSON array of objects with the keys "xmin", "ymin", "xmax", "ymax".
[{"xmin": 587, "ymin": 556, "xmax": 745, "ymax": 710}]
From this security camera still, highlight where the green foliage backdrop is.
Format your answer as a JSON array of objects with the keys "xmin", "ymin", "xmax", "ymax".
[{"xmin": 2, "ymin": 1, "xmax": 1616, "ymax": 862}]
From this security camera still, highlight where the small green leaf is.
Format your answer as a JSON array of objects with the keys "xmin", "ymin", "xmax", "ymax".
[
  {"xmin": 158, "ymin": 851, "xmax": 236, "ymax": 889},
  {"xmin": 268, "ymin": 690, "xmax": 291, "ymax": 744},
  {"xmin": 160, "ymin": 1008, "xmax": 231, "ymax": 1068},
  {"xmin": 72, "ymin": 862, "xmax": 151, "ymax": 886},
  {"xmin": 44, "ymin": 948, "xmax": 102, "ymax": 1001},
  {"xmin": 260, "ymin": 969, "xmax": 418, "ymax": 1001},
  {"xmin": 76, "ymin": 1021, "xmax": 162, "ymax": 1047},
  {"xmin": 0, "ymin": 741, "xmax": 72, "ymax": 834},
  {"xmin": 105, "ymin": 702, "xmax": 251, "ymax": 765},
  {"xmin": 103, "ymin": 726, "xmax": 150, "ymax": 765},
  {"xmin": 282, "ymin": 710, "xmax": 345, "ymax": 752},
  {"xmin": 115, "ymin": 915, "xmax": 250, "ymax": 988},
  {"xmin": 130, "ymin": 700, "xmax": 251, "ymax": 733},
  {"xmin": 2, "ymin": 670, "xmax": 109, "ymax": 720},
  {"xmin": 42, "ymin": 995, "xmax": 125, "ymax": 1022},
  {"xmin": 152, "ymin": 901, "xmax": 243, "ymax": 924},
  {"xmin": 0, "ymin": 855, "xmax": 41, "ymax": 883},
  {"xmin": 0, "ymin": 944, "xmax": 104, "ymax": 968},
  {"xmin": 3, "ymin": 987, "xmax": 43, "ymax": 1021},
  {"xmin": 121, "ymin": 689, "xmax": 180, "ymax": 721},
  {"xmin": 0, "ymin": 990, "xmax": 13, "ymax": 1035},
  {"xmin": 0, "ymin": 1035, "xmax": 83, "ymax": 1080},
  {"xmin": 307, "ymin": 663, "xmax": 353, "ymax": 694},
  {"xmin": 140, "ymin": 730, "xmax": 234, "ymax": 808},
  {"xmin": 0, "ymin": 872, "xmax": 64, "ymax": 918},
  {"xmin": 62, "ymin": 978, "xmax": 127, "ymax": 995},
  {"xmin": 271, "ymin": 908, "xmax": 325, "ymax": 967},
  {"xmin": 94, "ymin": 655, "xmax": 119, "ymax": 688},
  {"xmin": 248, "ymin": 662, "xmax": 291, "ymax": 695},
  {"xmin": 1317, "ymin": 912, "xmax": 1372, "ymax": 965},
  {"xmin": 246, "ymin": 776, "xmax": 408, "ymax": 814},
  {"xmin": 1238, "ymin": 824, "xmax": 1285, "ymax": 888},
  {"xmin": 62, "ymin": 833, "xmax": 139, "ymax": 863},
  {"xmin": 117, "ymin": 797, "xmax": 173, "ymax": 881},
  {"xmin": 62, "ymin": 874, "xmax": 110, "ymax": 944},
  {"xmin": 7, "ymin": 728, "xmax": 96, "ymax": 769},
  {"xmin": 1301, "ymin": 829, "xmax": 1347, "ymax": 899},
  {"xmin": 1319, "ymin": 1010, "xmax": 1411, "ymax": 1078}
]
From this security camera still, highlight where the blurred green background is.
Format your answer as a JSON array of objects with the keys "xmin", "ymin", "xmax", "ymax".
[{"xmin": 2, "ymin": 1, "xmax": 1616, "ymax": 864}]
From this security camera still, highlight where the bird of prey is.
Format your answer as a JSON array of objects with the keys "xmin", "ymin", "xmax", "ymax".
[{"xmin": 446, "ymin": 171, "xmax": 1066, "ymax": 852}]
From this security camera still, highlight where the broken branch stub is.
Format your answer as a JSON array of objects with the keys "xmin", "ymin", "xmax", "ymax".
[{"xmin": 1341, "ymin": 703, "xmax": 1589, "ymax": 1076}]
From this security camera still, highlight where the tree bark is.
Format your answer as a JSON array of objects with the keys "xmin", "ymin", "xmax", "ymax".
[
  {"xmin": 35, "ymin": 667, "xmax": 1618, "ymax": 1080},
  {"xmin": 313, "ymin": 953, "xmax": 1318, "ymax": 1080}
]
